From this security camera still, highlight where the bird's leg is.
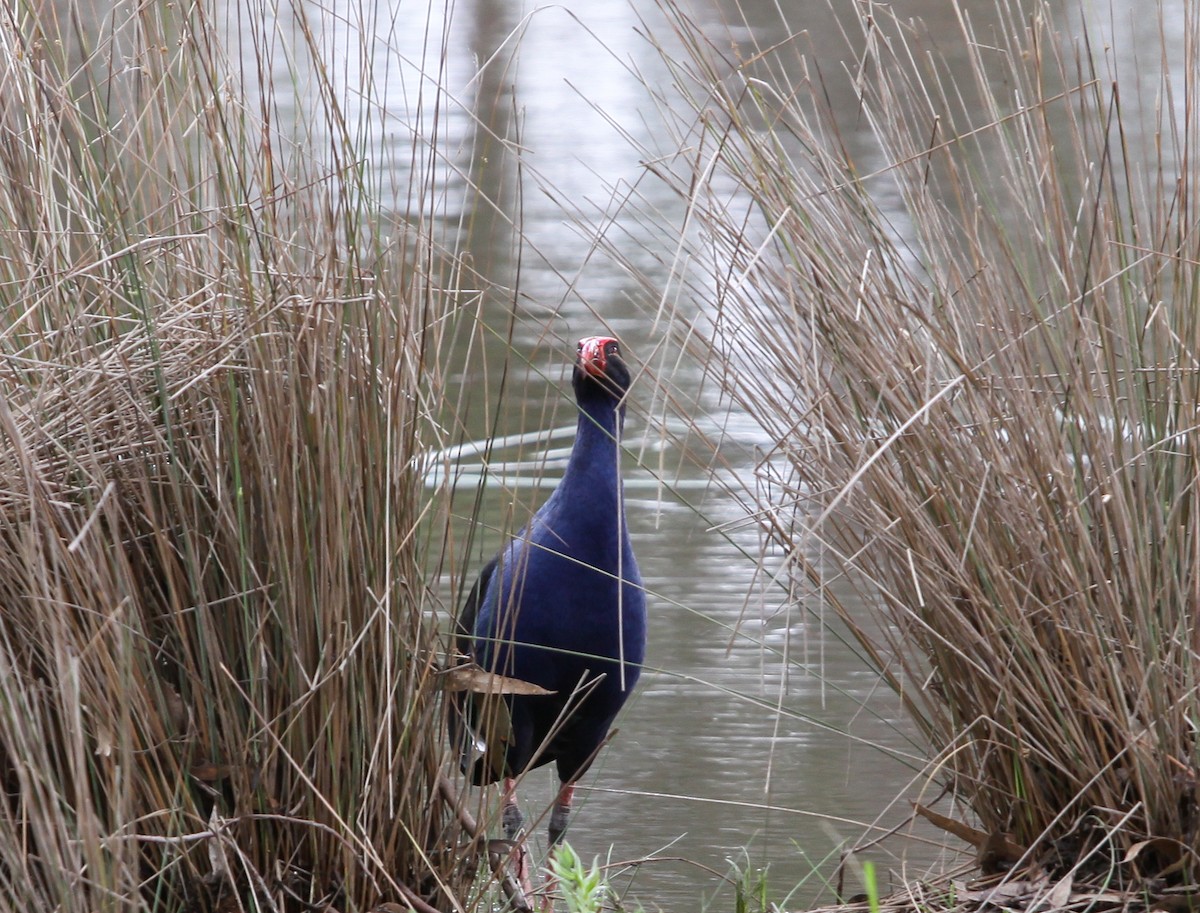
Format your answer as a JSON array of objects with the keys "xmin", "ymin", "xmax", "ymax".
[
  {"xmin": 502, "ymin": 777, "xmax": 536, "ymax": 901},
  {"xmin": 548, "ymin": 782, "xmax": 574, "ymax": 847},
  {"xmin": 502, "ymin": 778, "xmax": 525, "ymax": 841},
  {"xmin": 539, "ymin": 781, "xmax": 576, "ymax": 913}
]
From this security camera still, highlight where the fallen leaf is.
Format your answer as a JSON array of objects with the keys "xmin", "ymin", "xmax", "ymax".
[
  {"xmin": 959, "ymin": 878, "xmax": 1042, "ymax": 904},
  {"xmin": 912, "ymin": 802, "xmax": 1026, "ymax": 870},
  {"xmin": 1045, "ymin": 873, "xmax": 1072, "ymax": 910},
  {"xmin": 190, "ymin": 761, "xmax": 231, "ymax": 782},
  {"xmin": 912, "ymin": 802, "xmax": 988, "ymax": 848},
  {"xmin": 442, "ymin": 665, "xmax": 554, "ymax": 696}
]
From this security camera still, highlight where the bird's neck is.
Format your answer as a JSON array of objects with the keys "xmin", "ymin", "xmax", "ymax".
[{"xmin": 560, "ymin": 398, "xmax": 624, "ymax": 498}]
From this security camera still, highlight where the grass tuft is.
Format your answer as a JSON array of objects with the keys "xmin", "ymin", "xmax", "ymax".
[
  {"xmin": 0, "ymin": 2, "xmax": 474, "ymax": 910},
  {"xmin": 652, "ymin": 0, "xmax": 1200, "ymax": 888}
]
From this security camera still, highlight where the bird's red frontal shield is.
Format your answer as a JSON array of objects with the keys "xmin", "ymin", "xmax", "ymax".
[{"xmin": 577, "ymin": 336, "xmax": 618, "ymax": 378}]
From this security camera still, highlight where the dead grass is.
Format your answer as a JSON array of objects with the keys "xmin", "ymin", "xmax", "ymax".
[
  {"xmin": 0, "ymin": 2, "xmax": 479, "ymax": 910},
  {"xmin": 649, "ymin": 0, "xmax": 1200, "ymax": 893}
]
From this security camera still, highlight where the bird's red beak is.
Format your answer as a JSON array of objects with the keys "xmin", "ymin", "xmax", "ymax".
[{"xmin": 577, "ymin": 336, "xmax": 618, "ymax": 378}]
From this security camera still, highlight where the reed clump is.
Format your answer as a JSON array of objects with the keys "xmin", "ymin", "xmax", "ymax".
[
  {"xmin": 658, "ymin": 0, "xmax": 1200, "ymax": 889},
  {"xmin": 0, "ymin": 3, "xmax": 472, "ymax": 911}
]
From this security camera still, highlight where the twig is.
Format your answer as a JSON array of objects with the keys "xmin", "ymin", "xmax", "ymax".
[{"xmin": 437, "ymin": 772, "xmax": 532, "ymax": 912}]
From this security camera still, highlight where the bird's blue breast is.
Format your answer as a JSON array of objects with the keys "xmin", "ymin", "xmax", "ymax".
[{"xmin": 473, "ymin": 490, "xmax": 646, "ymax": 698}]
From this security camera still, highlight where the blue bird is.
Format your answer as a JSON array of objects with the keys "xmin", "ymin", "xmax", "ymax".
[{"xmin": 453, "ymin": 335, "xmax": 646, "ymax": 856}]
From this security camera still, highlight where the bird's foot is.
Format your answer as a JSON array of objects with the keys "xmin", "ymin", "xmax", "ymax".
[
  {"xmin": 539, "ymin": 887, "xmax": 557, "ymax": 912},
  {"xmin": 501, "ymin": 815, "xmax": 535, "ymax": 902},
  {"xmin": 537, "ymin": 781, "xmax": 574, "ymax": 911},
  {"xmin": 512, "ymin": 841, "xmax": 536, "ymax": 906},
  {"xmin": 498, "ymin": 779, "xmax": 536, "ymax": 908},
  {"xmin": 538, "ymin": 863, "xmax": 560, "ymax": 913}
]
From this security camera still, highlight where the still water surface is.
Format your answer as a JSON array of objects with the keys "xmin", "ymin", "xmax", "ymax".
[{"xmin": 219, "ymin": 0, "xmax": 1176, "ymax": 907}]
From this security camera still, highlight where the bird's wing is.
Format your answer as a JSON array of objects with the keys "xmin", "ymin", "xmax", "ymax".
[{"xmin": 454, "ymin": 553, "xmax": 498, "ymax": 658}]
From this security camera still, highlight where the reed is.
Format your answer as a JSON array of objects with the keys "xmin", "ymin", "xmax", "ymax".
[
  {"xmin": 654, "ymin": 0, "xmax": 1200, "ymax": 885},
  {"xmin": 0, "ymin": 2, "xmax": 475, "ymax": 910}
]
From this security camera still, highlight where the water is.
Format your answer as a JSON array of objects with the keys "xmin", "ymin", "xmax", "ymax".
[
  {"xmin": 215, "ymin": 0, "xmax": 1178, "ymax": 907},
  {"xmin": 407, "ymin": 2, "xmax": 938, "ymax": 905}
]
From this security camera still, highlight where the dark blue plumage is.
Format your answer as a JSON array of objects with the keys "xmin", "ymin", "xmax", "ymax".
[{"xmin": 453, "ymin": 335, "xmax": 645, "ymax": 850}]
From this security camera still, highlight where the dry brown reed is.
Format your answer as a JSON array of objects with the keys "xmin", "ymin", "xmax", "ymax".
[
  {"xmin": 0, "ymin": 2, "xmax": 477, "ymax": 911},
  {"xmin": 653, "ymin": 0, "xmax": 1200, "ymax": 889}
]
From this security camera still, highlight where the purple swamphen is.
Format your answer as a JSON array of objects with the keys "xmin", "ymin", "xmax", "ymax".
[{"xmin": 452, "ymin": 335, "xmax": 646, "ymax": 859}]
